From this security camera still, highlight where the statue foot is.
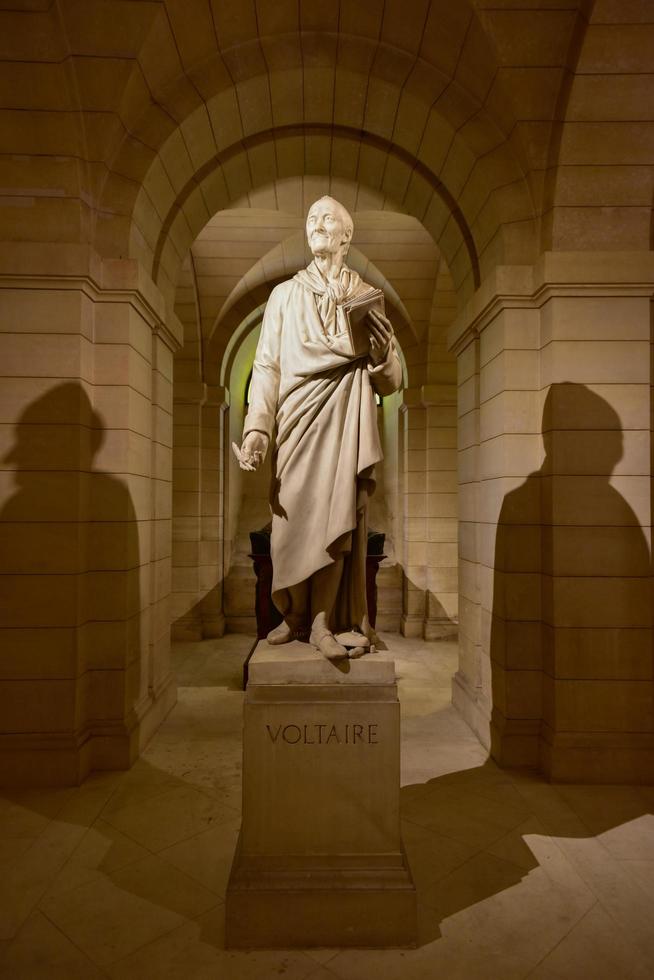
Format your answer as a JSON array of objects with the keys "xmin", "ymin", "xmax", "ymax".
[
  {"xmin": 266, "ymin": 622, "xmax": 296, "ymax": 645},
  {"xmin": 347, "ymin": 644, "xmax": 369, "ymax": 660},
  {"xmin": 309, "ymin": 630, "xmax": 348, "ymax": 661},
  {"xmin": 334, "ymin": 630, "xmax": 370, "ymax": 649}
]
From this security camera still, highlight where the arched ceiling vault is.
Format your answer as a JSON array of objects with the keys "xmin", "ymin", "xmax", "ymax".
[
  {"xmin": 81, "ymin": 4, "xmax": 553, "ymax": 303},
  {"xmin": 13, "ymin": 0, "xmax": 652, "ymax": 301},
  {"xmin": 147, "ymin": 124, "xmax": 481, "ymax": 294}
]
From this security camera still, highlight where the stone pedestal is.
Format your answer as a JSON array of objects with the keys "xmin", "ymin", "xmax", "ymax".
[{"xmin": 226, "ymin": 641, "xmax": 416, "ymax": 948}]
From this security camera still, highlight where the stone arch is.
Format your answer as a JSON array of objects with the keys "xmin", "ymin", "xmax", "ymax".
[
  {"xmin": 541, "ymin": 2, "xmax": 654, "ymax": 252},
  {"xmin": 174, "ymin": 174, "xmax": 451, "ymax": 390},
  {"xmin": 170, "ymin": 173, "xmax": 450, "ymax": 639},
  {"xmin": 10, "ymin": 1, "xmax": 628, "ymax": 271},
  {"xmin": 143, "ymin": 125, "xmax": 483, "ymax": 298},
  {"xmin": 86, "ymin": 16, "xmax": 538, "ymax": 302}
]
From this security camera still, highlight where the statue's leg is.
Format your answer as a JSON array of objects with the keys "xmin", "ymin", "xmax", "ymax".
[
  {"xmin": 309, "ymin": 559, "xmax": 348, "ymax": 660},
  {"xmin": 267, "ymin": 581, "xmax": 308, "ymax": 644}
]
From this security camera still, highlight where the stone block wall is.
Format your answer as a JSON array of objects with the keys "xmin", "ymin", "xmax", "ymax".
[
  {"xmin": 451, "ymin": 253, "xmax": 654, "ymax": 783},
  {"xmin": 0, "ymin": 246, "xmax": 179, "ymax": 785}
]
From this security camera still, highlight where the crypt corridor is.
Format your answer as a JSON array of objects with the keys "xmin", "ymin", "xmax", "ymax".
[{"xmin": 1, "ymin": 0, "xmax": 654, "ymax": 975}]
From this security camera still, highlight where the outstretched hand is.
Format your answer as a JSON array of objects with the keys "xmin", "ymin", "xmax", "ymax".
[
  {"xmin": 232, "ymin": 431, "xmax": 269, "ymax": 471},
  {"xmin": 367, "ymin": 308, "xmax": 393, "ymax": 364}
]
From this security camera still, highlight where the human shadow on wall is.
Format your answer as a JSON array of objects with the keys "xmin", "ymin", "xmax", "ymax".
[
  {"xmin": 0, "ymin": 382, "xmax": 143, "ymax": 759},
  {"xmin": 490, "ymin": 382, "xmax": 651, "ymax": 767}
]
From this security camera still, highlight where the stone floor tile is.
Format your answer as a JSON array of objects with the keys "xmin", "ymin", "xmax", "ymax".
[
  {"xmin": 401, "ymin": 819, "xmax": 476, "ymax": 886},
  {"xmin": 107, "ymin": 904, "xmax": 322, "ymax": 980},
  {"xmin": 557, "ymin": 785, "xmax": 651, "ymax": 834},
  {"xmin": 618, "ymin": 858, "xmax": 654, "ymax": 901},
  {"xmin": 526, "ymin": 903, "xmax": 652, "ymax": 980},
  {"xmin": 517, "ymin": 833, "xmax": 595, "ymax": 904},
  {"xmin": 317, "ymin": 946, "xmax": 433, "ymax": 980},
  {"xmin": 418, "ymin": 850, "xmax": 533, "ymax": 916},
  {"xmin": 401, "ymin": 785, "xmax": 524, "ymax": 849},
  {"xmin": 155, "ymin": 687, "xmax": 244, "ymax": 739},
  {"xmin": 0, "ymin": 836, "xmax": 34, "ymax": 866},
  {"xmin": 101, "ymin": 784, "xmax": 239, "ymax": 852},
  {"xmin": 109, "ymin": 852, "xmax": 221, "ymax": 914},
  {"xmin": 2, "ymin": 633, "xmax": 654, "ymax": 978},
  {"xmin": 596, "ymin": 813, "xmax": 654, "ymax": 862},
  {"xmin": 302, "ymin": 968, "xmax": 343, "ymax": 979},
  {"xmin": 141, "ymin": 736, "xmax": 242, "ymax": 802},
  {"xmin": 305, "ymin": 948, "xmax": 341, "ymax": 965},
  {"xmin": 99, "ymin": 761, "xmax": 182, "ymax": 818},
  {"xmin": 0, "ymin": 798, "xmax": 58, "ymax": 841},
  {"xmin": 158, "ymin": 817, "xmax": 241, "ymax": 897},
  {"xmin": 36, "ymin": 873, "xmax": 190, "ymax": 968},
  {"xmin": 41, "ymin": 818, "xmax": 151, "ymax": 900},
  {"xmin": 0, "ymin": 910, "xmax": 108, "ymax": 980},
  {"xmin": 543, "ymin": 834, "xmax": 654, "ymax": 958},
  {"xmin": 0, "ymin": 787, "xmax": 76, "ymax": 829},
  {"xmin": 0, "ymin": 811, "xmax": 90, "ymax": 940}
]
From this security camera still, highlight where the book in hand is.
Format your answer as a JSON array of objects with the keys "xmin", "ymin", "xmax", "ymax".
[{"xmin": 340, "ymin": 287, "xmax": 385, "ymax": 357}]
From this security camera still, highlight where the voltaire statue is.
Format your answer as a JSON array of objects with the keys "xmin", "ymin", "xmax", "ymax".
[{"xmin": 233, "ymin": 197, "xmax": 402, "ymax": 660}]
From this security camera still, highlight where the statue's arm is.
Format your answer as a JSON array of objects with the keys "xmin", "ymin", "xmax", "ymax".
[{"xmin": 236, "ymin": 288, "xmax": 283, "ymax": 469}]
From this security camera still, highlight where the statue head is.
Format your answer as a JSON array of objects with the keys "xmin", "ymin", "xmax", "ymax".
[{"xmin": 306, "ymin": 196, "xmax": 353, "ymax": 261}]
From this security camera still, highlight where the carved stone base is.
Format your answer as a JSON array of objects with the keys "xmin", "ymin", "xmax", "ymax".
[
  {"xmin": 226, "ymin": 838, "xmax": 415, "ymax": 948},
  {"xmin": 225, "ymin": 641, "xmax": 417, "ymax": 948}
]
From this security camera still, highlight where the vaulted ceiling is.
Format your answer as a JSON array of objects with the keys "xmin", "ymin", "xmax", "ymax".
[{"xmin": 2, "ymin": 0, "xmax": 652, "ymax": 312}]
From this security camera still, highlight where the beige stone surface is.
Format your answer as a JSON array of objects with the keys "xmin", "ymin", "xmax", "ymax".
[
  {"xmin": 1, "ymin": 633, "xmax": 654, "ymax": 977},
  {"xmin": 453, "ymin": 274, "xmax": 654, "ymax": 782},
  {"xmin": 226, "ymin": 640, "xmax": 416, "ymax": 948},
  {"xmin": 0, "ymin": 258, "xmax": 179, "ymax": 786},
  {"xmin": 2, "ymin": 0, "xmax": 654, "ymax": 819}
]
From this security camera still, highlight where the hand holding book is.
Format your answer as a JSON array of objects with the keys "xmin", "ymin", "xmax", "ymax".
[
  {"xmin": 340, "ymin": 287, "xmax": 393, "ymax": 360},
  {"xmin": 367, "ymin": 307, "xmax": 393, "ymax": 364}
]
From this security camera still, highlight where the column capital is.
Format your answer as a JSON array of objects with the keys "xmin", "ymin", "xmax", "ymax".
[
  {"xmin": 0, "ymin": 242, "xmax": 183, "ymax": 352},
  {"xmin": 449, "ymin": 250, "xmax": 654, "ymax": 355},
  {"xmin": 402, "ymin": 385, "xmax": 457, "ymax": 408},
  {"xmin": 173, "ymin": 382, "xmax": 229, "ymax": 406}
]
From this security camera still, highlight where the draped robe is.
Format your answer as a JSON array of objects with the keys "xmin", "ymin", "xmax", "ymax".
[{"xmin": 243, "ymin": 262, "xmax": 402, "ymax": 634}]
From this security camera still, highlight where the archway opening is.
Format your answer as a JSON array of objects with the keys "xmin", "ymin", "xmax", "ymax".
[{"xmin": 168, "ymin": 175, "xmax": 458, "ymax": 650}]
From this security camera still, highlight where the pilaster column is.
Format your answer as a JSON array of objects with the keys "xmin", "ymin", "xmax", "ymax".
[
  {"xmin": 449, "ymin": 252, "xmax": 654, "ymax": 782},
  {"xmin": 423, "ymin": 383, "xmax": 458, "ymax": 640},
  {"xmin": 399, "ymin": 385, "xmax": 458, "ymax": 640},
  {"xmin": 171, "ymin": 381, "xmax": 227, "ymax": 640},
  {"xmin": 0, "ymin": 244, "xmax": 181, "ymax": 784},
  {"xmin": 198, "ymin": 385, "xmax": 227, "ymax": 638},
  {"xmin": 452, "ymin": 331, "xmax": 484, "ymax": 740},
  {"xmin": 399, "ymin": 394, "xmax": 426, "ymax": 638}
]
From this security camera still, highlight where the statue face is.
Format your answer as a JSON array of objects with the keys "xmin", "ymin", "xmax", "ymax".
[{"xmin": 306, "ymin": 199, "xmax": 351, "ymax": 256}]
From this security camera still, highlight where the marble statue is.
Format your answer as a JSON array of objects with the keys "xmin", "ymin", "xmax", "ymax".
[{"xmin": 233, "ymin": 197, "xmax": 402, "ymax": 660}]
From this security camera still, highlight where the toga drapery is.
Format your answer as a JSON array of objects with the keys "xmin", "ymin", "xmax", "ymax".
[{"xmin": 243, "ymin": 261, "xmax": 402, "ymax": 634}]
